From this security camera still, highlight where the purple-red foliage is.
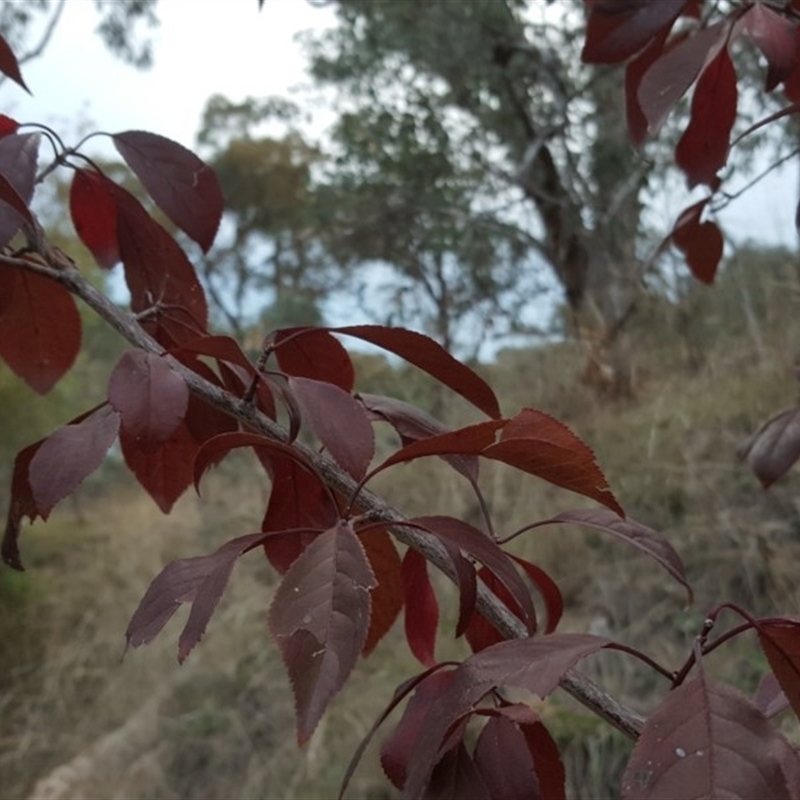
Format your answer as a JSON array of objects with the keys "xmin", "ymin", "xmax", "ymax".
[{"xmin": 2, "ymin": 5, "xmax": 800, "ymax": 797}]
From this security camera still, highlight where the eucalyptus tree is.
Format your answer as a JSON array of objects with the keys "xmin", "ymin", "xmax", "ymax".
[
  {"xmin": 316, "ymin": 100, "xmax": 540, "ymax": 355},
  {"xmin": 303, "ymin": 0, "xmax": 795, "ymax": 392}
]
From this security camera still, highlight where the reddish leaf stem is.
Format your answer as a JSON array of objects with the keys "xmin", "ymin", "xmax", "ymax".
[
  {"xmin": 671, "ymin": 603, "xmax": 757, "ymax": 687},
  {"xmin": 500, "ymin": 519, "xmax": 545, "ymax": 545},
  {"xmin": 605, "ymin": 642, "xmax": 675, "ymax": 682},
  {"xmin": 471, "ymin": 476, "xmax": 496, "ymax": 540}
]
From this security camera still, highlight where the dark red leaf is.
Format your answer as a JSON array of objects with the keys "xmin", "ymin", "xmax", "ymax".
[
  {"xmin": 273, "ymin": 327, "xmax": 355, "ymax": 392},
  {"xmin": 464, "ymin": 633, "xmax": 609, "ymax": 696},
  {"xmin": 360, "ymin": 393, "xmax": 445, "ymax": 441},
  {"xmin": 0, "ymin": 133, "xmax": 39, "ymax": 246},
  {"xmin": 440, "ymin": 538, "xmax": 478, "ymax": 639},
  {"xmin": 783, "ymin": 26, "xmax": 800, "ymax": 101},
  {"xmin": 743, "ymin": 3, "xmax": 798, "ymax": 91},
  {"xmin": 188, "ymin": 392, "xmax": 238, "ymax": 445},
  {"xmin": 675, "ymin": 47, "xmax": 737, "ymax": 188},
  {"xmin": 2, "ymin": 439, "xmax": 44, "ymax": 570},
  {"xmin": 621, "ymin": 674, "xmax": 798, "ymax": 799},
  {"xmin": 465, "ymin": 567, "xmax": 524, "ymax": 654},
  {"xmin": 334, "ymin": 325, "xmax": 501, "ymax": 419},
  {"xmin": 113, "ymin": 130, "xmax": 222, "ymax": 252},
  {"xmin": 426, "ymin": 741, "xmax": 490, "ymax": 800},
  {"xmin": 268, "ymin": 520, "xmax": 377, "ymax": 743},
  {"xmin": 120, "ymin": 421, "xmax": 197, "ymax": 513},
  {"xmin": 402, "ymin": 548, "xmax": 439, "ymax": 667},
  {"xmin": 625, "ymin": 32, "xmax": 669, "ymax": 146},
  {"xmin": 218, "ymin": 360, "xmax": 277, "ymax": 419},
  {"xmin": 526, "ymin": 508, "xmax": 691, "ymax": 601},
  {"xmin": 373, "ymin": 419, "xmax": 505, "ymax": 474},
  {"xmin": 582, "ymin": 0, "xmax": 685, "ymax": 65},
  {"xmin": 757, "ymin": 618, "xmax": 800, "ymax": 721},
  {"xmin": 471, "ymin": 705, "xmax": 565, "ymax": 800},
  {"xmin": 0, "ymin": 33, "xmax": 30, "ymax": 92},
  {"xmin": 125, "ymin": 531, "xmax": 265, "ymax": 661},
  {"xmin": 410, "ymin": 515, "xmax": 537, "ymax": 635},
  {"xmin": 69, "ymin": 169, "xmax": 119, "ymax": 269},
  {"xmin": 108, "ymin": 350, "xmax": 188, "ymax": 447},
  {"xmin": 381, "ymin": 670, "xmax": 458, "ymax": 790},
  {"xmin": 120, "ymin": 368, "xmax": 238, "ymax": 513},
  {"xmin": 29, "ymin": 405, "xmax": 120, "ymax": 518},
  {"xmin": 193, "ymin": 431, "xmax": 319, "ymax": 494},
  {"xmin": 483, "ymin": 408, "xmax": 624, "ymax": 516},
  {"xmin": 672, "ymin": 197, "xmax": 710, "ymax": 234},
  {"xmin": 779, "ymin": 742, "xmax": 800, "ymax": 798},
  {"xmin": 0, "ymin": 171, "xmax": 33, "ymax": 231},
  {"xmin": 360, "ymin": 393, "xmax": 480, "ymax": 482},
  {"xmin": 683, "ymin": 0, "xmax": 703, "ymax": 19},
  {"xmin": 521, "ymin": 718, "xmax": 566, "ymax": 800},
  {"xmin": 0, "ymin": 115, "xmax": 19, "ymax": 137},
  {"xmin": 178, "ymin": 333, "xmax": 259, "ymax": 389},
  {"xmin": 473, "ymin": 715, "xmax": 540, "ymax": 800},
  {"xmin": 177, "ymin": 334, "xmax": 276, "ymax": 419},
  {"xmin": 0, "ymin": 265, "xmax": 82, "ymax": 394},
  {"xmin": 339, "ymin": 664, "xmax": 458, "ymax": 798},
  {"xmin": 274, "ymin": 328, "xmax": 355, "ymax": 392},
  {"xmin": 360, "ymin": 529, "xmax": 403, "ymax": 656},
  {"xmin": 289, "ymin": 376, "xmax": 374, "ymax": 479},
  {"xmin": 738, "ymin": 405, "xmax": 800, "ymax": 488},
  {"xmin": 261, "ymin": 456, "xmax": 336, "ymax": 573},
  {"xmin": 753, "ymin": 671, "xmax": 790, "ymax": 719},
  {"xmin": 112, "ymin": 183, "xmax": 208, "ymax": 346},
  {"xmin": 263, "ymin": 530, "xmax": 323, "ymax": 579},
  {"xmin": 511, "ymin": 555, "xmax": 564, "ymax": 634},
  {"xmin": 2, "ymin": 406, "xmax": 104, "ymax": 569},
  {"xmin": 178, "ymin": 333, "xmax": 252, "ymax": 370},
  {"xmin": 639, "ymin": 22, "xmax": 729, "ymax": 134},
  {"xmin": 404, "ymin": 634, "xmax": 609, "ymax": 797},
  {"xmin": 671, "ymin": 200, "xmax": 724, "ymax": 284},
  {"xmin": 270, "ymin": 375, "xmax": 304, "ymax": 441}
]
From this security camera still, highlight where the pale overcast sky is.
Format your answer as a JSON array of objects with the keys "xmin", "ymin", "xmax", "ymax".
[{"xmin": 6, "ymin": 0, "xmax": 336, "ymax": 149}]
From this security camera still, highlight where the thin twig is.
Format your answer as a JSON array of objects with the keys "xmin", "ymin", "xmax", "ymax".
[
  {"xmin": 2, "ymin": 0, "xmax": 66, "ymax": 81},
  {"xmin": 712, "ymin": 146, "xmax": 800, "ymax": 211}
]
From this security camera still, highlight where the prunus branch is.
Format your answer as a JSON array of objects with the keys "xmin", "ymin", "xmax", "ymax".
[{"xmin": 0, "ymin": 249, "xmax": 645, "ymax": 741}]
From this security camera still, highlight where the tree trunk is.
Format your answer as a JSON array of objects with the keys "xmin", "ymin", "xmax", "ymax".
[{"xmin": 581, "ymin": 70, "xmax": 645, "ymax": 397}]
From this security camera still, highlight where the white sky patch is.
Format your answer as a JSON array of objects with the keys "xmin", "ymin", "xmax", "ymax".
[{"xmin": 5, "ymin": 0, "xmax": 336, "ymax": 148}]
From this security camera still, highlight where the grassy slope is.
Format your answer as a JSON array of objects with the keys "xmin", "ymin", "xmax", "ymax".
[{"xmin": 3, "ymin": 258, "xmax": 800, "ymax": 798}]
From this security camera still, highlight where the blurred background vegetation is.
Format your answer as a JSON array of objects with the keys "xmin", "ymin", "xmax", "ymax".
[
  {"xmin": 3, "ymin": 1, "xmax": 800, "ymax": 799},
  {"xmin": 4, "ymin": 242, "xmax": 800, "ymax": 799}
]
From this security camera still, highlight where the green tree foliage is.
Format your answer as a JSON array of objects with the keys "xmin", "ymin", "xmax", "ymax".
[
  {"xmin": 305, "ymin": 0, "xmax": 644, "ymax": 387},
  {"xmin": 302, "ymin": 0, "xmax": 795, "ymax": 391},
  {"xmin": 317, "ymin": 99, "xmax": 538, "ymax": 354},
  {"xmin": 196, "ymin": 95, "xmax": 330, "ymax": 338}
]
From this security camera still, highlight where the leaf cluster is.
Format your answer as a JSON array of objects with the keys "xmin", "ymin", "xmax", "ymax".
[{"xmin": 2, "ymin": 7, "xmax": 800, "ymax": 798}]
